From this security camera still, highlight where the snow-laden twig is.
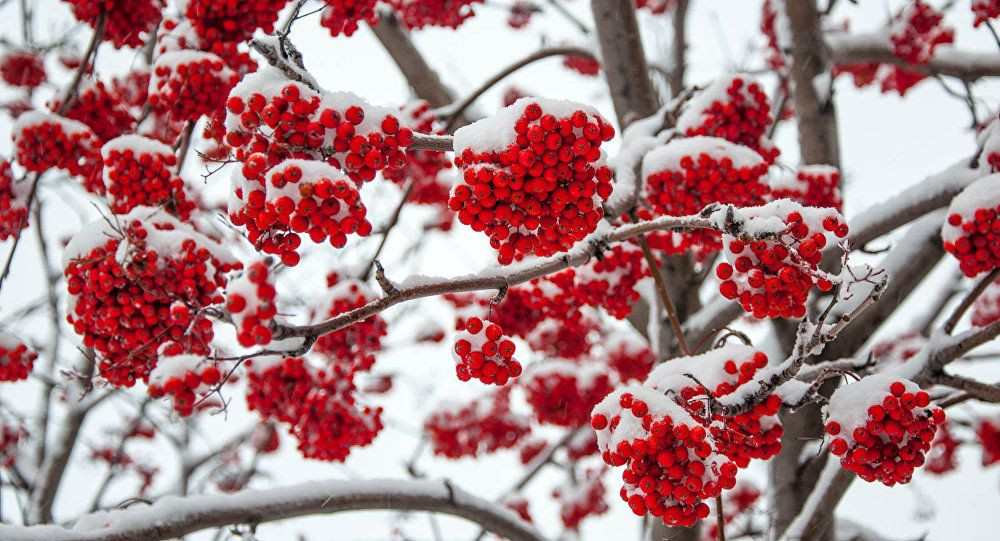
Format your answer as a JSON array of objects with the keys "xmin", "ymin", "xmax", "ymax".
[{"xmin": 0, "ymin": 479, "xmax": 547, "ymax": 541}]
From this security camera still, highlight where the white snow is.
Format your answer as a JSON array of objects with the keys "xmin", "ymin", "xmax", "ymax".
[
  {"xmin": 452, "ymin": 96, "xmax": 605, "ymax": 154},
  {"xmin": 640, "ymin": 136, "xmax": 766, "ymax": 179},
  {"xmin": 941, "ymin": 172, "xmax": 1000, "ymax": 243}
]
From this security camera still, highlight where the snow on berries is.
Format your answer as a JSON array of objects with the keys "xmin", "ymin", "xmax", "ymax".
[
  {"xmin": 676, "ymin": 75, "xmax": 778, "ymax": 164},
  {"xmin": 452, "ymin": 316, "xmax": 522, "ymax": 385},
  {"xmin": 150, "ymin": 51, "xmax": 239, "ymax": 123},
  {"xmin": 185, "ymin": 0, "xmax": 290, "ymax": 43},
  {"xmin": 0, "ymin": 160, "xmax": 29, "ymax": 240},
  {"xmin": 63, "ymin": 207, "xmax": 239, "ymax": 387},
  {"xmin": 890, "ymin": 1, "xmax": 954, "ymax": 65},
  {"xmin": 228, "ymin": 159, "xmax": 371, "ymax": 266},
  {"xmin": 147, "ymin": 352, "xmax": 226, "ymax": 416},
  {"xmin": 54, "ymin": 81, "xmax": 139, "ymax": 144},
  {"xmin": 64, "ymin": 0, "xmax": 163, "ymax": 48},
  {"xmin": 321, "ymin": 0, "xmax": 379, "ymax": 37},
  {"xmin": 245, "ymin": 355, "xmax": 383, "ymax": 461},
  {"xmin": 101, "ymin": 135, "xmax": 194, "ymax": 219},
  {"xmin": 450, "ymin": 97, "xmax": 615, "ymax": 264},
  {"xmin": 0, "ymin": 332, "xmax": 37, "ymax": 382},
  {"xmin": 225, "ymin": 259, "xmax": 278, "ymax": 348},
  {"xmin": 313, "ymin": 274, "xmax": 386, "ymax": 369},
  {"xmin": 388, "ymin": 0, "xmax": 484, "ymax": 29},
  {"xmin": 569, "ymin": 244, "xmax": 649, "ymax": 319},
  {"xmin": 524, "ymin": 359, "xmax": 613, "ymax": 427},
  {"xmin": 223, "ymin": 67, "xmax": 412, "ymax": 185},
  {"xmin": 943, "ymin": 173, "xmax": 1000, "ymax": 277},
  {"xmin": 825, "ymin": 373, "xmax": 943, "ymax": 486},
  {"xmin": 12, "ymin": 110, "xmax": 101, "ymax": 181},
  {"xmin": 768, "ymin": 164, "xmax": 843, "ymax": 211},
  {"xmin": 0, "ymin": 50, "xmax": 45, "ymax": 88},
  {"xmin": 639, "ymin": 136, "xmax": 769, "ymax": 259},
  {"xmin": 973, "ymin": 0, "xmax": 1000, "ymax": 27},
  {"xmin": 715, "ymin": 200, "xmax": 848, "ymax": 319},
  {"xmin": 553, "ymin": 470, "xmax": 610, "ymax": 530},
  {"xmin": 425, "ymin": 388, "xmax": 530, "ymax": 458}
]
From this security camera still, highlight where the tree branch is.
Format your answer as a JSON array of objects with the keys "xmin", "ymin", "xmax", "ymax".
[
  {"xmin": 828, "ymin": 32, "xmax": 1000, "ymax": 81},
  {"xmin": 933, "ymin": 373, "xmax": 1000, "ymax": 403},
  {"xmin": 590, "ymin": 0, "xmax": 658, "ymax": 128},
  {"xmin": 942, "ymin": 268, "xmax": 1000, "ymax": 334},
  {"xmin": 369, "ymin": 11, "xmax": 457, "ymax": 109}
]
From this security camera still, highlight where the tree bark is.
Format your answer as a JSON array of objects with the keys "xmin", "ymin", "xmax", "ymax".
[{"xmin": 590, "ymin": 0, "xmax": 659, "ymax": 129}]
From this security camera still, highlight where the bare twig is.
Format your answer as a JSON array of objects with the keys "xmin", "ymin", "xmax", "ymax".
[{"xmin": 942, "ymin": 268, "xmax": 1000, "ymax": 334}]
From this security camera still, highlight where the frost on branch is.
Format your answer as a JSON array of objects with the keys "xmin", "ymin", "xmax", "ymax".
[
  {"xmin": 824, "ymin": 373, "xmax": 943, "ymax": 486},
  {"xmin": 450, "ymin": 97, "xmax": 615, "ymax": 264},
  {"xmin": 63, "ymin": 207, "xmax": 239, "ymax": 387},
  {"xmin": 942, "ymin": 172, "xmax": 1000, "ymax": 277}
]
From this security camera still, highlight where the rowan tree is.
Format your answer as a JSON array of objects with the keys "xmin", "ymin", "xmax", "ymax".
[{"xmin": 0, "ymin": 1, "xmax": 999, "ymax": 540}]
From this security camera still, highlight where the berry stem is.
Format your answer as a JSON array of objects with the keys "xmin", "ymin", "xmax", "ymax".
[
  {"xmin": 362, "ymin": 181, "xmax": 414, "ymax": 279},
  {"xmin": 636, "ymin": 233, "xmax": 691, "ymax": 356}
]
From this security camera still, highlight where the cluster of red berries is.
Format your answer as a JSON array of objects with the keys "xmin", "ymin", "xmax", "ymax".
[
  {"xmin": 972, "ymin": 280, "xmax": 1000, "ymax": 327},
  {"xmin": 425, "ymin": 388, "xmax": 530, "ymax": 458},
  {"xmin": 592, "ymin": 387, "xmax": 734, "ymax": 527},
  {"xmin": 321, "ymin": 0, "xmax": 379, "ymax": 37},
  {"xmin": 642, "ymin": 137, "xmax": 770, "ymax": 258},
  {"xmin": 65, "ymin": 0, "xmax": 163, "ymax": 48},
  {"xmin": 769, "ymin": 165, "xmax": 843, "ymax": 211},
  {"xmin": 973, "ymin": 0, "xmax": 1000, "ymax": 26},
  {"xmin": 524, "ymin": 360, "xmax": 613, "ymax": 427},
  {"xmin": 0, "ymin": 51, "xmax": 45, "ymax": 88},
  {"xmin": 606, "ymin": 334, "xmax": 655, "ymax": 382},
  {"xmin": 890, "ymin": 1, "xmax": 953, "ymax": 65},
  {"xmin": 230, "ymin": 160, "xmax": 371, "ymax": 266},
  {"xmin": 453, "ymin": 316, "xmax": 522, "ymax": 385},
  {"xmin": 0, "ymin": 160, "xmax": 29, "ymax": 241},
  {"xmin": 451, "ymin": 99, "xmax": 615, "ymax": 264},
  {"xmin": 527, "ymin": 311, "xmax": 597, "ymax": 359},
  {"xmin": 677, "ymin": 76, "xmax": 778, "ymax": 164},
  {"xmin": 246, "ymin": 356, "xmax": 383, "ymax": 461},
  {"xmin": 156, "ymin": 18, "xmax": 257, "ymax": 76},
  {"xmin": 976, "ymin": 418, "xmax": 1000, "ymax": 466},
  {"xmin": 64, "ymin": 210, "xmax": 238, "ymax": 387},
  {"xmin": 0, "ymin": 333, "xmax": 37, "ymax": 382},
  {"xmin": 13, "ymin": 111, "xmax": 100, "ymax": 180},
  {"xmin": 702, "ymin": 483, "xmax": 761, "ymax": 541},
  {"xmin": 90, "ymin": 447, "xmax": 160, "ymax": 495},
  {"xmin": 388, "ymin": 0, "xmax": 484, "ymax": 29},
  {"xmin": 185, "ymin": 0, "xmax": 290, "ymax": 43},
  {"xmin": 54, "ymin": 81, "xmax": 138, "ymax": 144},
  {"xmin": 826, "ymin": 376, "xmax": 943, "ymax": 486},
  {"xmin": 760, "ymin": 0, "xmax": 786, "ymax": 71},
  {"xmin": 226, "ymin": 260, "xmax": 278, "ymax": 348},
  {"xmin": 716, "ymin": 203, "xmax": 848, "ymax": 319},
  {"xmin": 147, "ymin": 353, "xmax": 225, "ymax": 416},
  {"xmin": 313, "ymin": 273, "xmax": 386, "ymax": 369},
  {"xmin": 833, "ymin": 63, "xmax": 926, "ymax": 97},
  {"xmin": 507, "ymin": 1, "xmax": 535, "ymax": 28},
  {"xmin": 382, "ymin": 101, "xmax": 453, "ymax": 206},
  {"xmin": 943, "ymin": 174, "xmax": 1000, "ymax": 277},
  {"xmin": 569, "ymin": 244, "xmax": 648, "ymax": 319},
  {"xmin": 985, "ymin": 121, "xmax": 1000, "ymax": 174},
  {"xmin": 0, "ymin": 424, "xmax": 23, "ymax": 467},
  {"xmin": 563, "ymin": 54, "xmax": 600, "ymax": 76},
  {"xmin": 224, "ymin": 71, "xmax": 413, "ymax": 184},
  {"xmin": 553, "ymin": 470, "xmax": 610, "ymax": 530},
  {"xmin": 925, "ymin": 420, "xmax": 960, "ymax": 474},
  {"xmin": 101, "ymin": 135, "xmax": 195, "ymax": 219},
  {"xmin": 150, "ymin": 52, "xmax": 239, "ymax": 123}
]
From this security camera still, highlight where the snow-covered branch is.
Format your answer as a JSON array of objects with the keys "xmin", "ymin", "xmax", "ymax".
[
  {"xmin": 0, "ymin": 479, "xmax": 547, "ymax": 541},
  {"xmin": 828, "ymin": 32, "xmax": 1000, "ymax": 82}
]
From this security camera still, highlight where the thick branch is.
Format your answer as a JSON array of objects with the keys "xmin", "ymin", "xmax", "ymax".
[
  {"xmin": 590, "ymin": 0, "xmax": 658, "ymax": 128},
  {"xmin": 933, "ymin": 373, "xmax": 1000, "ymax": 403},
  {"xmin": 828, "ymin": 33, "xmax": 1000, "ymax": 81},
  {"xmin": 2, "ymin": 479, "xmax": 545, "ymax": 541},
  {"xmin": 369, "ymin": 11, "xmax": 456, "ymax": 108},
  {"xmin": 778, "ymin": 459, "xmax": 856, "ymax": 541}
]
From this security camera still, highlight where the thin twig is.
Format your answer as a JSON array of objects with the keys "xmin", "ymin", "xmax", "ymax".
[{"xmin": 942, "ymin": 268, "xmax": 1000, "ymax": 334}]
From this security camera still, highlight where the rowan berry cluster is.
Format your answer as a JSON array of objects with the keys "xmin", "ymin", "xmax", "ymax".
[
  {"xmin": 526, "ymin": 312, "xmax": 598, "ymax": 359},
  {"xmin": 229, "ymin": 160, "xmax": 371, "ymax": 266},
  {"xmin": 64, "ymin": 0, "xmax": 163, "ymax": 48},
  {"xmin": 246, "ymin": 355, "xmax": 383, "ymax": 461},
  {"xmin": 524, "ymin": 360, "xmax": 614, "ymax": 427},
  {"xmin": 925, "ymin": 420, "xmax": 960, "ymax": 474},
  {"xmin": 716, "ymin": 202, "xmax": 848, "ymax": 319},
  {"xmin": 973, "ymin": 0, "xmax": 1000, "ymax": 27},
  {"xmin": 890, "ymin": 1, "xmax": 953, "ymax": 65},
  {"xmin": 0, "ymin": 424, "xmax": 23, "ymax": 468},
  {"xmin": 562, "ymin": 54, "xmax": 600, "ymax": 76},
  {"xmin": 507, "ymin": 2, "xmax": 535, "ymax": 28},
  {"xmin": 226, "ymin": 260, "xmax": 278, "ymax": 348},
  {"xmin": 101, "ymin": 135, "xmax": 195, "ymax": 219},
  {"xmin": 826, "ymin": 375, "xmax": 943, "ymax": 486},
  {"xmin": 313, "ymin": 274, "xmax": 386, "ymax": 370},
  {"xmin": 553, "ymin": 470, "xmax": 610, "ymax": 530},
  {"xmin": 321, "ymin": 0, "xmax": 379, "ymax": 37},
  {"xmin": 150, "ymin": 52, "xmax": 239, "ymax": 123},
  {"xmin": 185, "ymin": 0, "xmax": 290, "ymax": 43},
  {"xmin": 676, "ymin": 76, "xmax": 778, "ymax": 164},
  {"xmin": 452, "ymin": 316, "xmax": 522, "ymax": 385},
  {"xmin": 425, "ymin": 388, "xmax": 530, "ymax": 458},
  {"xmin": 0, "ymin": 51, "xmax": 45, "ymax": 88},
  {"xmin": 156, "ymin": 18, "xmax": 257, "ymax": 76},
  {"xmin": 147, "ymin": 353, "xmax": 225, "ymax": 416},
  {"xmin": 569, "ymin": 244, "xmax": 648, "ymax": 319},
  {"xmin": 976, "ymin": 418, "xmax": 1000, "ymax": 466},
  {"xmin": 0, "ymin": 332, "xmax": 37, "ymax": 382},
  {"xmin": 451, "ymin": 98, "xmax": 615, "ymax": 264},
  {"xmin": 388, "ymin": 0, "xmax": 484, "ymax": 29},
  {"xmin": 605, "ymin": 334, "xmax": 655, "ymax": 382},
  {"xmin": 0, "ymin": 160, "xmax": 29, "ymax": 240},
  {"xmin": 54, "ymin": 81, "xmax": 138, "ymax": 145},
  {"xmin": 971, "ymin": 280, "xmax": 1000, "ymax": 327},
  {"xmin": 943, "ymin": 173, "xmax": 1000, "ymax": 277},
  {"xmin": 13, "ymin": 111, "xmax": 101, "ymax": 180},
  {"xmin": 769, "ymin": 164, "xmax": 843, "ymax": 211},
  {"xmin": 833, "ymin": 63, "xmax": 926, "ymax": 97},
  {"xmin": 760, "ymin": 0, "xmax": 786, "ymax": 70},
  {"xmin": 382, "ymin": 101, "xmax": 453, "ymax": 206},
  {"xmin": 63, "ymin": 208, "xmax": 238, "ymax": 387}
]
